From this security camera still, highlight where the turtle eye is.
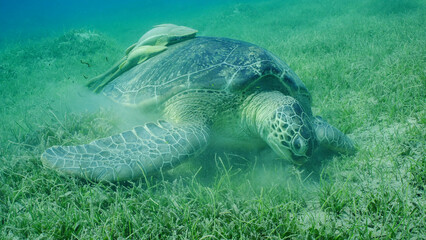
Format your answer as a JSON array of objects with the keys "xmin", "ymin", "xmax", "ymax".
[
  {"xmin": 292, "ymin": 136, "xmax": 308, "ymax": 156},
  {"xmin": 294, "ymin": 139, "xmax": 301, "ymax": 150}
]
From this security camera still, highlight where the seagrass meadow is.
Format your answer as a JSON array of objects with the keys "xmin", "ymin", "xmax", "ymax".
[{"xmin": 0, "ymin": 0, "xmax": 424, "ymax": 239}]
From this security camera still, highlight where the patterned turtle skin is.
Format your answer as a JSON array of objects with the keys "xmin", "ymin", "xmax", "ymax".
[{"xmin": 42, "ymin": 36, "xmax": 355, "ymax": 182}]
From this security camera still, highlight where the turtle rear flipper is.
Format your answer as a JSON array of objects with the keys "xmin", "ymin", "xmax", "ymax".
[
  {"xmin": 313, "ymin": 116, "xmax": 356, "ymax": 154},
  {"xmin": 41, "ymin": 121, "xmax": 209, "ymax": 182}
]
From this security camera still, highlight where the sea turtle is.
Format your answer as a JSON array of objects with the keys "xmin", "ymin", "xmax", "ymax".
[
  {"xmin": 42, "ymin": 36, "xmax": 355, "ymax": 182},
  {"xmin": 87, "ymin": 24, "xmax": 197, "ymax": 92}
]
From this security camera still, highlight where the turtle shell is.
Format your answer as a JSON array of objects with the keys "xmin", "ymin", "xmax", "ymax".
[{"xmin": 102, "ymin": 37, "xmax": 312, "ymax": 113}]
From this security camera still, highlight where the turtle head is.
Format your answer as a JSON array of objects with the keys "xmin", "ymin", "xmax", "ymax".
[{"xmin": 263, "ymin": 100, "xmax": 316, "ymax": 164}]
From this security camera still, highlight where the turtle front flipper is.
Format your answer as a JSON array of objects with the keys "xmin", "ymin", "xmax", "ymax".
[
  {"xmin": 41, "ymin": 121, "xmax": 209, "ymax": 182},
  {"xmin": 313, "ymin": 116, "xmax": 356, "ymax": 154}
]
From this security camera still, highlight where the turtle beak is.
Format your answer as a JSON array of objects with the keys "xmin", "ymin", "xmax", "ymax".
[
  {"xmin": 266, "ymin": 135, "xmax": 292, "ymax": 161},
  {"xmin": 290, "ymin": 154, "xmax": 308, "ymax": 165}
]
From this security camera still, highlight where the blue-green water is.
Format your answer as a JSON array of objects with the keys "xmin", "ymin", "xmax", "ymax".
[{"xmin": 0, "ymin": 0, "xmax": 249, "ymax": 46}]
